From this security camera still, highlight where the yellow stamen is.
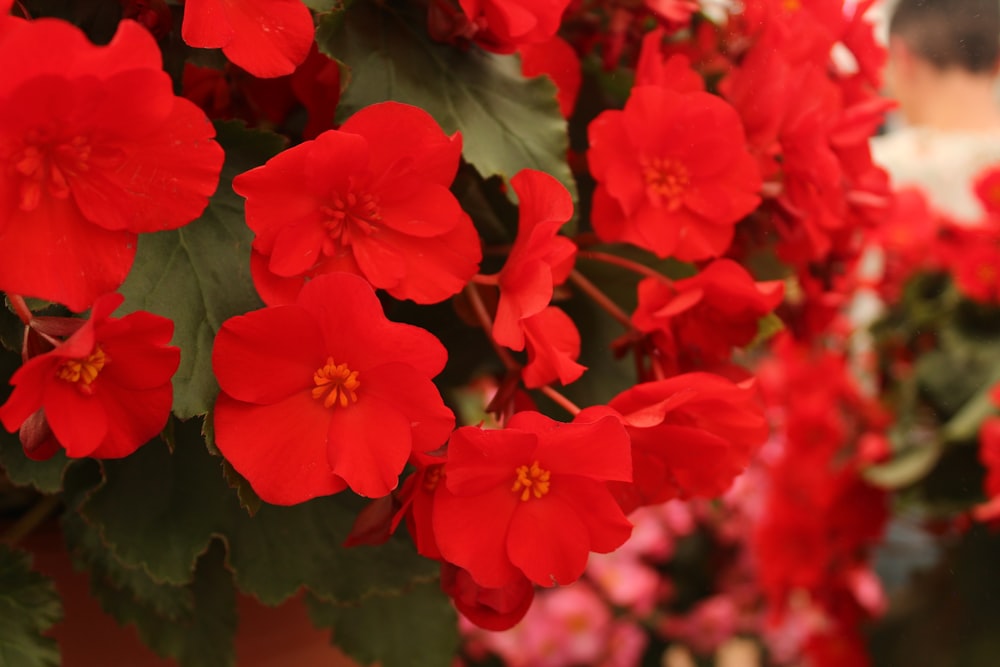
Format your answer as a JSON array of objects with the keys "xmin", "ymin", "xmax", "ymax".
[
  {"xmin": 57, "ymin": 346, "xmax": 107, "ymax": 394},
  {"xmin": 512, "ymin": 460, "xmax": 551, "ymax": 501},
  {"xmin": 311, "ymin": 357, "xmax": 360, "ymax": 408}
]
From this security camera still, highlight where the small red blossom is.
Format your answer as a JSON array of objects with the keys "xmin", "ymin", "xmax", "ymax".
[
  {"xmin": 588, "ymin": 85, "xmax": 761, "ymax": 261},
  {"xmin": 212, "ymin": 272, "xmax": 456, "ymax": 503},
  {"xmin": 434, "ymin": 411, "xmax": 632, "ymax": 588},
  {"xmin": 953, "ymin": 240, "xmax": 1000, "ymax": 304},
  {"xmin": 493, "ymin": 169, "xmax": 576, "ymax": 350},
  {"xmin": 234, "ymin": 101, "xmax": 481, "ymax": 305},
  {"xmin": 519, "ymin": 36, "xmax": 582, "ymax": 118},
  {"xmin": 0, "ymin": 293, "xmax": 180, "ymax": 460},
  {"xmin": 635, "ymin": 28, "xmax": 704, "ymax": 93},
  {"xmin": 580, "ymin": 373, "xmax": 769, "ymax": 514},
  {"xmin": 0, "ymin": 17, "xmax": 223, "ymax": 311},
  {"xmin": 181, "ymin": 0, "xmax": 314, "ymax": 78},
  {"xmin": 457, "ymin": 0, "xmax": 571, "ymax": 53},
  {"xmin": 632, "ymin": 259, "xmax": 784, "ymax": 373},
  {"xmin": 974, "ymin": 165, "xmax": 1000, "ymax": 218},
  {"xmin": 441, "ymin": 563, "xmax": 535, "ymax": 631}
]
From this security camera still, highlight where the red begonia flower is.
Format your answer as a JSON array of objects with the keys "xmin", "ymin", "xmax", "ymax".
[
  {"xmin": 0, "ymin": 293, "xmax": 180, "ymax": 460},
  {"xmin": 974, "ymin": 165, "xmax": 1000, "ymax": 218},
  {"xmin": 0, "ymin": 17, "xmax": 223, "ymax": 311},
  {"xmin": 588, "ymin": 85, "xmax": 761, "ymax": 261},
  {"xmin": 521, "ymin": 306, "xmax": 586, "ymax": 388},
  {"xmin": 234, "ymin": 101, "xmax": 481, "ymax": 305},
  {"xmin": 580, "ymin": 373, "xmax": 768, "ymax": 514},
  {"xmin": 440, "ymin": 563, "xmax": 535, "ymax": 631},
  {"xmin": 635, "ymin": 28, "xmax": 704, "ymax": 93},
  {"xmin": 493, "ymin": 169, "xmax": 576, "ymax": 350},
  {"xmin": 433, "ymin": 411, "xmax": 632, "ymax": 588},
  {"xmin": 458, "ymin": 0, "xmax": 571, "ymax": 53},
  {"xmin": 519, "ymin": 36, "xmax": 581, "ymax": 118},
  {"xmin": 181, "ymin": 0, "xmax": 314, "ymax": 78},
  {"xmin": 632, "ymin": 259, "xmax": 784, "ymax": 372},
  {"xmin": 212, "ymin": 272, "xmax": 455, "ymax": 503}
]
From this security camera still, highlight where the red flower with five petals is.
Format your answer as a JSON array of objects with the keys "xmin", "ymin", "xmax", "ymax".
[
  {"xmin": 212, "ymin": 272, "xmax": 456, "ymax": 503},
  {"xmin": 234, "ymin": 101, "xmax": 481, "ymax": 305},
  {"xmin": 433, "ymin": 411, "xmax": 632, "ymax": 588},
  {"xmin": 0, "ymin": 293, "xmax": 180, "ymax": 460},
  {"xmin": 588, "ymin": 85, "xmax": 761, "ymax": 261},
  {"xmin": 0, "ymin": 17, "xmax": 223, "ymax": 311}
]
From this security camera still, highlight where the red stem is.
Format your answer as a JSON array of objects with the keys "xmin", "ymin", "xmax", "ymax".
[
  {"xmin": 538, "ymin": 385, "xmax": 581, "ymax": 416},
  {"xmin": 568, "ymin": 269, "xmax": 635, "ymax": 330},
  {"xmin": 7, "ymin": 294, "xmax": 32, "ymax": 326},
  {"xmin": 577, "ymin": 250, "xmax": 673, "ymax": 283},
  {"xmin": 463, "ymin": 283, "xmax": 520, "ymax": 371}
]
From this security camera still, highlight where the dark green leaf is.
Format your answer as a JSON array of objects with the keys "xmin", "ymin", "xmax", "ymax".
[
  {"xmin": 0, "ymin": 546, "xmax": 62, "ymax": 667},
  {"xmin": 88, "ymin": 541, "xmax": 237, "ymax": 667},
  {"xmin": 118, "ymin": 122, "xmax": 285, "ymax": 418},
  {"xmin": 306, "ymin": 580, "xmax": 459, "ymax": 667},
  {"xmin": 317, "ymin": 0, "xmax": 577, "ymax": 205}
]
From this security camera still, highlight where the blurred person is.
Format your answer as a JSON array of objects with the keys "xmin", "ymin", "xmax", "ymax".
[{"xmin": 873, "ymin": 0, "xmax": 1000, "ymax": 222}]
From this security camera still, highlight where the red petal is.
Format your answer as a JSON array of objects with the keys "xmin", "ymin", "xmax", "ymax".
[
  {"xmin": 363, "ymin": 362, "xmax": 455, "ymax": 455},
  {"xmin": 214, "ymin": 391, "xmax": 345, "ymax": 505},
  {"xmin": 444, "ymin": 425, "xmax": 537, "ymax": 496},
  {"xmin": 506, "ymin": 494, "xmax": 590, "ymax": 586},
  {"xmin": 212, "ymin": 304, "xmax": 325, "ymax": 404},
  {"xmin": 326, "ymin": 393, "xmax": 412, "ymax": 498},
  {"xmin": 43, "ymin": 382, "xmax": 108, "ymax": 458},
  {"xmin": 89, "ymin": 382, "xmax": 173, "ymax": 458},
  {"xmin": 535, "ymin": 415, "xmax": 631, "ymax": 482}
]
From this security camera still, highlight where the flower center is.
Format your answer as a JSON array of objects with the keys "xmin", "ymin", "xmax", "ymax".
[
  {"xmin": 320, "ymin": 190, "xmax": 382, "ymax": 253},
  {"xmin": 311, "ymin": 357, "xmax": 360, "ymax": 408},
  {"xmin": 57, "ymin": 346, "xmax": 107, "ymax": 395},
  {"xmin": 641, "ymin": 156, "xmax": 690, "ymax": 211},
  {"xmin": 512, "ymin": 460, "xmax": 551, "ymax": 501},
  {"xmin": 12, "ymin": 131, "xmax": 94, "ymax": 212},
  {"xmin": 423, "ymin": 465, "xmax": 444, "ymax": 492}
]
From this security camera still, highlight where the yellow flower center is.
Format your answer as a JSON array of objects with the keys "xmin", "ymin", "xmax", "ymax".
[
  {"xmin": 642, "ymin": 156, "xmax": 690, "ymax": 212},
  {"xmin": 311, "ymin": 357, "xmax": 360, "ymax": 408},
  {"xmin": 57, "ymin": 346, "xmax": 107, "ymax": 394},
  {"xmin": 512, "ymin": 460, "xmax": 551, "ymax": 501}
]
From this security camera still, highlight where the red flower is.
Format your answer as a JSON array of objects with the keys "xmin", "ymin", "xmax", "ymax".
[
  {"xmin": 493, "ymin": 169, "xmax": 576, "ymax": 350},
  {"xmin": 519, "ymin": 36, "xmax": 581, "ymax": 118},
  {"xmin": 440, "ymin": 563, "xmax": 535, "ymax": 631},
  {"xmin": 181, "ymin": 0, "xmax": 314, "ymax": 78},
  {"xmin": 212, "ymin": 272, "xmax": 455, "ymax": 503},
  {"xmin": 458, "ymin": 0, "xmax": 571, "ymax": 53},
  {"xmin": 521, "ymin": 306, "xmax": 586, "ymax": 388},
  {"xmin": 234, "ymin": 101, "xmax": 481, "ymax": 305},
  {"xmin": 0, "ymin": 294, "xmax": 180, "ymax": 460},
  {"xmin": 0, "ymin": 17, "xmax": 223, "ymax": 311},
  {"xmin": 974, "ymin": 165, "xmax": 1000, "ymax": 218},
  {"xmin": 588, "ymin": 85, "xmax": 761, "ymax": 261},
  {"xmin": 580, "ymin": 373, "xmax": 768, "ymax": 514},
  {"xmin": 953, "ymin": 239, "xmax": 1000, "ymax": 304},
  {"xmin": 632, "ymin": 259, "xmax": 784, "ymax": 373},
  {"xmin": 433, "ymin": 411, "xmax": 632, "ymax": 588}
]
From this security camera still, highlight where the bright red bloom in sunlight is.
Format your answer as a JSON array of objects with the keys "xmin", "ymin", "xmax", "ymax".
[
  {"xmin": 580, "ymin": 373, "xmax": 768, "ymax": 514},
  {"xmin": 588, "ymin": 85, "xmax": 761, "ymax": 261},
  {"xmin": 181, "ymin": 0, "xmax": 314, "ymax": 78},
  {"xmin": 953, "ymin": 240, "xmax": 1000, "ymax": 304},
  {"xmin": 632, "ymin": 259, "xmax": 784, "ymax": 373},
  {"xmin": 0, "ymin": 294, "xmax": 180, "ymax": 460},
  {"xmin": 434, "ymin": 411, "xmax": 632, "ymax": 588},
  {"xmin": 0, "ymin": 17, "xmax": 223, "ymax": 312},
  {"xmin": 212, "ymin": 272, "xmax": 455, "ymax": 503},
  {"xmin": 493, "ymin": 169, "xmax": 576, "ymax": 350},
  {"xmin": 234, "ymin": 101, "xmax": 481, "ymax": 305},
  {"xmin": 457, "ymin": 0, "xmax": 571, "ymax": 53},
  {"xmin": 974, "ymin": 165, "xmax": 1000, "ymax": 218}
]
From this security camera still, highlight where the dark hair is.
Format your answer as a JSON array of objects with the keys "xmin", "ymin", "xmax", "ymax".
[{"xmin": 889, "ymin": 0, "xmax": 1000, "ymax": 73}]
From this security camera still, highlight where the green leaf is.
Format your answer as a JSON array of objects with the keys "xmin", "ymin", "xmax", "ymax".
[
  {"xmin": 118, "ymin": 122, "xmax": 285, "ymax": 418},
  {"xmin": 80, "ymin": 417, "xmax": 440, "ymax": 606},
  {"xmin": 306, "ymin": 581, "xmax": 460, "ymax": 667},
  {"xmin": 863, "ymin": 436, "xmax": 945, "ymax": 490},
  {"xmin": 317, "ymin": 0, "xmax": 577, "ymax": 205},
  {"xmin": 0, "ymin": 546, "xmax": 62, "ymax": 667},
  {"xmin": 80, "ymin": 422, "xmax": 229, "ymax": 586},
  {"xmin": 88, "ymin": 541, "xmax": 237, "ymax": 667}
]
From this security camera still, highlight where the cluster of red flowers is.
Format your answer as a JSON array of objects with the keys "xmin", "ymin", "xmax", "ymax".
[{"xmin": 3, "ymin": 0, "xmax": 937, "ymax": 661}]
